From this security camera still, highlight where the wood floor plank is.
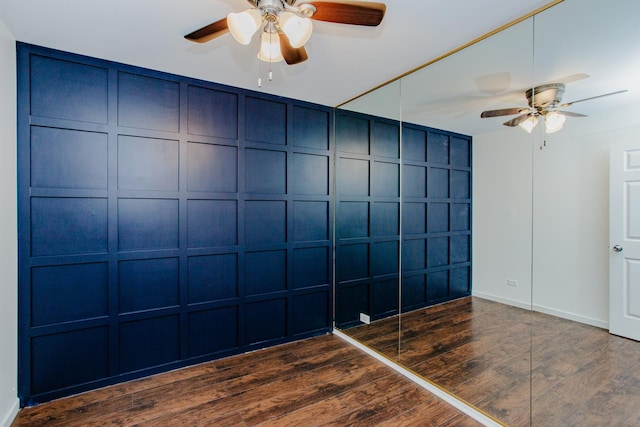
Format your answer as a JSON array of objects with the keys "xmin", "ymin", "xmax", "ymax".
[{"xmin": 13, "ymin": 333, "xmax": 479, "ymax": 426}]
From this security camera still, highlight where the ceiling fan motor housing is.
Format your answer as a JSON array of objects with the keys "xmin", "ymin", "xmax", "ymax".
[{"xmin": 526, "ymin": 83, "xmax": 565, "ymax": 109}]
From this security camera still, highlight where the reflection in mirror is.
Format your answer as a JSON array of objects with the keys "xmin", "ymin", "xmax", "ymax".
[
  {"xmin": 528, "ymin": 0, "xmax": 640, "ymax": 424},
  {"xmin": 335, "ymin": 0, "xmax": 640, "ymax": 425},
  {"xmin": 334, "ymin": 80, "xmax": 402, "ymax": 346}
]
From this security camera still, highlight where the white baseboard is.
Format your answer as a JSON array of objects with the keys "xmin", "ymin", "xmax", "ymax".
[
  {"xmin": 333, "ymin": 329, "xmax": 502, "ymax": 427},
  {"xmin": 531, "ymin": 303, "xmax": 608, "ymax": 329},
  {"xmin": 1, "ymin": 398, "xmax": 19, "ymax": 427},
  {"xmin": 471, "ymin": 290, "xmax": 532, "ymax": 310},
  {"xmin": 472, "ymin": 291, "xmax": 608, "ymax": 330}
]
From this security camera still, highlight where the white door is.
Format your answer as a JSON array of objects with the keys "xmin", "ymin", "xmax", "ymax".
[{"xmin": 610, "ymin": 141, "xmax": 640, "ymax": 341}]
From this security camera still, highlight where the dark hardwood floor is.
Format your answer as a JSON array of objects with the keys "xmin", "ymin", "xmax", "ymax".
[
  {"xmin": 346, "ymin": 296, "xmax": 640, "ymax": 426},
  {"xmin": 12, "ymin": 334, "xmax": 483, "ymax": 426}
]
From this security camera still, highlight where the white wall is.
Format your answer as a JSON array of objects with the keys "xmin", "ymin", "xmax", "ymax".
[
  {"xmin": 0, "ymin": 17, "xmax": 18, "ymax": 427},
  {"xmin": 473, "ymin": 106, "xmax": 640, "ymax": 328},
  {"xmin": 472, "ymin": 128, "xmax": 533, "ymax": 309}
]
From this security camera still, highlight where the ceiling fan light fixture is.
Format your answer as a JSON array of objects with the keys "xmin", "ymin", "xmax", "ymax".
[
  {"xmin": 544, "ymin": 111, "xmax": 566, "ymax": 133},
  {"xmin": 258, "ymin": 29, "xmax": 284, "ymax": 62},
  {"xmin": 519, "ymin": 115, "xmax": 539, "ymax": 133},
  {"xmin": 279, "ymin": 11, "xmax": 313, "ymax": 48},
  {"xmin": 228, "ymin": 9, "xmax": 262, "ymax": 45}
]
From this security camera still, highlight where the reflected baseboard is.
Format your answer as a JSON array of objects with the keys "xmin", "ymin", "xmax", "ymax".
[{"xmin": 472, "ymin": 290, "xmax": 608, "ymax": 329}]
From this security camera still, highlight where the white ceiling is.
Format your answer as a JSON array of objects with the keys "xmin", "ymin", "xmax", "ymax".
[
  {"xmin": 0, "ymin": 0, "xmax": 556, "ymax": 107},
  {"xmin": 343, "ymin": 0, "xmax": 640, "ymax": 135}
]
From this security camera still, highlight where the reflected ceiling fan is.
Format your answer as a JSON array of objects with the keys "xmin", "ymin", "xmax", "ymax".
[
  {"xmin": 480, "ymin": 83, "xmax": 627, "ymax": 133},
  {"xmin": 184, "ymin": 0, "xmax": 386, "ymax": 66}
]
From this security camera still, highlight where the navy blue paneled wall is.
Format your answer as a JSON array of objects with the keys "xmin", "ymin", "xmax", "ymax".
[
  {"xmin": 335, "ymin": 112, "xmax": 471, "ymax": 328},
  {"xmin": 17, "ymin": 44, "xmax": 333, "ymax": 405}
]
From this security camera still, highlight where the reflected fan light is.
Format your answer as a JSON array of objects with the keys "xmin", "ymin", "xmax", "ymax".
[
  {"xmin": 279, "ymin": 11, "xmax": 313, "ymax": 48},
  {"xmin": 544, "ymin": 111, "xmax": 566, "ymax": 133},
  {"xmin": 227, "ymin": 9, "xmax": 262, "ymax": 45},
  {"xmin": 519, "ymin": 115, "xmax": 539, "ymax": 133},
  {"xmin": 258, "ymin": 30, "xmax": 284, "ymax": 62}
]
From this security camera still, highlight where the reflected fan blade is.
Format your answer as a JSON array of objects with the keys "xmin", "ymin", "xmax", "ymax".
[
  {"xmin": 559, "ymin": 90, "xmax": 627, "ymax": 107},
  {"xmin": 556, "ymin": 111, "xmax": 587, "ymax": 118},
  {"xmin": 503, "ymin": 114, "xmax": 531, "ymax": 127},
  {"xmin": 481, "ymin": 107, "xmax": 528, "ymax": 118},
  {"xmin": 279, "ymin": 31, "xmax": 309, "ymax": 65},
  {"xmin": 305, "ymin": 1, "xmax": 386, "ymax": 26},
  {"xmin": 185, "ymin": 18, "xmax": 229, "ymax": 43}
]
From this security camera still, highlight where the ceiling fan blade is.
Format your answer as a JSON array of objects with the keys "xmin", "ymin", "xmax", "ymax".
[
  {"xmin": 503, "ymin": 114, "xmax": 531, "ymax": 127},
  {"xmin": 480, "ymin": 107, "xmax": 528, "ymax": 118},
  {"xmin": 559, "ymin": 89, "xmax": 628, "ymax": 107},
  {"xmin": 279, "ymin": 31, "xmax": 309, "ymax": 65},
  {"xmin": 556, "ymin": 111, "xmax": 587, "ymax": 118},
  {"xmin": 305, "ymin": 1, "xmax": 386, "ymax": 26},
  {"xmin": 185, "ymin": 18, "xmax": 229, "ymax": 43}
]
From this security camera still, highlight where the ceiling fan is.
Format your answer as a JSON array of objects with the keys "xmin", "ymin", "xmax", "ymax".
[
  {"xmin": 480, "ymin": 83, "xmax": 627, "ymax": 133},
  {"xmin": 184, "ymin": 0, "xmax": 386, "ymax": 65}
]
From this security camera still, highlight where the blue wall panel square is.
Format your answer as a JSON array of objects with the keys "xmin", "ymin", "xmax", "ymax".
[
  {"xmin": 371, "ymin": 121, "xmax": 399, "ymax": 158},
  {"xmin": 450, "ymin": 267, "xmax": 470, "ymax": 296},
  {"xmin": 246, "ymin": 299, "xmax": 286, "ymax": 344},
  {"xmin": 402, "ymin": 239, "xmax": 425, "ymax": 271},
  {"xmin": 335, "ymin": 284, "xmax": 368, "ymax": 326},
  {"xmin": 188, "ymin": 306, "xmax": 239, "ymax": 357},
  {"xmin": 119, "ymin": 316, "xmax": 180, "ymax": 373},
  {"xmin": 245, "ymin": 97, "xmax": 286, "ymax": 145},
  {"xmin": 427, "ymin": 132, "xmax": 449, "ymax": 164},
  {"xmin": 292, "ymin": 247, "xmax": 328, "ymax": 289},
  {"xmin": 118, "ymin": 72, "xmax": 180, "ymax": 132},
  {"xmin": 371, "ymin": 279, "xmax": 399, "ymax": 316},
  {"xmin": 371, "ymin": 202, "xmax": 398, "ymax": 237},
  {"xmin": 338, "ymin": 158, "xmax": 369, "ymax": 196},
  {"xmin": 187, "ymin": 85, "xmax": 238, "ymax": 139},
  {"xmin": 245, "ymin": 250, "xmax": 286, "ymax": 295},
  {"xmin": 428, "ymin": 168, "xmax": 449, "ymax": 199},
  {"xmin": 187, "ymin": 200, "xmax": 237, "ymax": 248},
  {"xmin": 245, "ymin": 149, "xmax": 286, "ymax": 194},
  {"xmin": 31, "ymin": 127, "xmax": 108, "ymax": 190},
  {"xmin": 402, "ymin": 165, "xmax": 426, "ymax": 198},
  {"xmin": 118, "ymin": 135, "xmax": 179, "ymax": 191},
  {"xmin": 187, "ymin": 142, "xmax": 237, "ymax": 193},
  {"xmin": 427, "ymin": 202, "xmax": 449, "ymax": 233},
  {"xmin": 292, "ymin": 292, "xmax": 329, "ymax": 334},
  {"xmin": 402, "ymin": 126, "xmax": 426, "ymax": 162},
  {"xmin": 450, "ymin": 235, "xmax": 470, "ymax": 264},
  {"xmin": 402, "ymin": 203, "xmax": 426, "ymax": 235},
  {"xmin": 30, "ymin": 55, "xmax": 108, "ymax": 124},
  {"xmin": 451, "ymin": 203, "xmax": 470, "ymax": 231},
  {"xmin": 450, "ymin": 136, "xmax": 470, "ymax": 167},
  {"xmin": 118, "ymin": 198, "xmax": 179, "ymax": 251},
  {"xmin": 31, "ymin": 327, "xmax": 109, "ymax": 395},
  {"xmin": 292, "ymin": 153, "xmax": 328, "ymax": 195},
  {"xmin": 118, "ymin": 258, "xmax": 179, "ymax": 313},
  {"xmin": 402, "ymin": 275, "xmax": 426, "ymax": 309},
  {"xmin": 372, "ymin": 162, "xmax": 399, "ymax": 197},
  {"xmin": 188, "ymin": 254, "xmax": 238, "ymax": 303},
  {"xmin": 427, "ymin": 237, "xmax": 449, "ymax": 268},
  {"xmin": 245, "ymin": 201, "xmax": 286, "ymax": 244},
  {"xmin": 372, "ymin": 242, "xmax": 399, "ymax": 277},
  {"xmin": 337, "ymin": 202, "xmax": 368, "ymax": 239},
  {"xmin": 293, "ymin": 201, "xmax": 328, "ymax": 242},
  {"xmin": 292, "ymin": 106, "xmax": 329, "ymax": 150},
  {"xmin": 337, "ymin": 244, "xmax": 369, "ymax": 282},
  {"xmin": 31, "ymin": 197, "xmax": 108, "ymax": 257},
  {"xmin": 427, "ymin": 270, "xmax": 449, "ymax": 302},
  {"xmin": 31, "ymin": 263, "xmax": 108, "ymax": 327},
  {"xmin": 450, "ymin": 170, "xmax": 470, "ymax": 199},
  {"xmin": 336, "ymin": 114, "xmax": 369, "ymax": 155}
]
